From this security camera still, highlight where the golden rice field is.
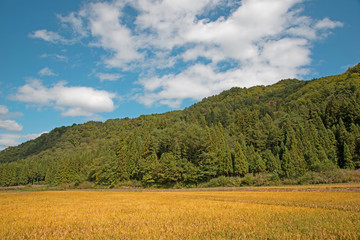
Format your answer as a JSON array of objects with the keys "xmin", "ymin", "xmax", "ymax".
[{"xmin": 1, "ymin": 185, "xmax": 360, "ymax": 239}]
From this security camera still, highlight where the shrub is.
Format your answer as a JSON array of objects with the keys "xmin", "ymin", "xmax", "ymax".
[
  {"xmin": 77, "ymin": 181, "xmax": 96, "ymax": 189},
  {"xmin": 241, "ymin": 175, "xmax": 254, "ymax": 186},
  {"xmin": 206, "ymin": 176, "xmax": 231, "ymax": 187},
  {"xmin": 115, "ymin": 180, "xmax": 142, "ymax": 189},
  {"xmin": 298, "ymin": 172, "xmax": 328, "ymax": 185},
  {"xmin": 197, "ymin": 176, "xmax": 242, "ymax": 188},
  {"xmin": 58, "ymin": 182, "xmax": 76, "ymax": 190}
]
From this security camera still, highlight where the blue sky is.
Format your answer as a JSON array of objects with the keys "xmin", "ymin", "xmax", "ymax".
[{"xmin": 0, "ymin": 0, "xmax": 359, "ymax": 150}]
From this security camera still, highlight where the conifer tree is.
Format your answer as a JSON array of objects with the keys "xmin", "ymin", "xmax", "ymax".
[
  {"xmin": 246, "ymin": 144, "xmax": 262, "ymax": 174},
  {"xmin": 116, "ymin": 143, "xmax": 130, "ymax": 181},
  {"xmin": 233, "ymin": 142, "xmax": 247, "ymax": 176},
  {"xmin": 343, "ymin": 143, "xmax": 354, "ymax": 169},
  {"xmin": 253, "ymin": 152, "xmax": 266, "ymax": 174},
  {"xmin": 281, "ymin": 145, "xmax": 296, "ymax": 178},
  {"xmin": 55, "ymin": 159, "xmax": 71, "ymax": 184},
  {"xmin": 222, "ymin": 145, "xmax": 233, "ymax": 176},
  {"xmin": 263, "ymin": 149, "xmax": 280, "ymax": 173}
]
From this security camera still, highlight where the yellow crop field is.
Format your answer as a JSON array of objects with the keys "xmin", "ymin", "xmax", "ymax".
[{"xmin": 1, "ymin": 185, "xmax": 360, "ymax": 239}]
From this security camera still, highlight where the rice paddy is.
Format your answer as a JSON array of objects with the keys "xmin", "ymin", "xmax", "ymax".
[{"xmin": 1, "ymin": 185, "xmax": 359, "ymax": 239}]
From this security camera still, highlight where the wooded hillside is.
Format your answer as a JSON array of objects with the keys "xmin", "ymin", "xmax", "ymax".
[{"xmin": 1, "ymin": 63, "xmax": 360, "ymax": 187}]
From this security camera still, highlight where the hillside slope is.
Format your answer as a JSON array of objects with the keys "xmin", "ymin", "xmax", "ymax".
[{"xmin": 1, "ymin": 64, "xmax": 360, "ymax": 187}]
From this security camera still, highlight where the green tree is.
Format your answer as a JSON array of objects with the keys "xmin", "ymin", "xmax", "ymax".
[
  {"xmin": 343, "ymin": 143, "xmax": 354, "ymax": 169},
  {"xmin": 263, "ymin": 149, "xmax": 281, "ymax": 173},
  {"xmin": 281, "ymin": 145, "xmax": 296, "ymax": 178},
  {"xmin": 233, "ymin": 142, "xmax": 247, "ymax": 176}
]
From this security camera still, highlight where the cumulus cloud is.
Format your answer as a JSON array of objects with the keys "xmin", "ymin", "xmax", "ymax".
[
  {"xmin": 0, "ymin": 105, "xmax": 23, "ymax": 132},
  {"xmin": 315, "ymin": 17, "xmax": 344, "ymax": 29},
  {"xmin": 11, "ymin": 79, "xmax": 116, "ymax": 117},
  {"xmin": 86, "ymin": 1, "xmax": 143, "ymax": 68},
  {"xmin": 0, "ymin": 134, "xmax": 20, "ymax": 148},
  {"xmin": 38, "ymin": 67, "xmax": 57, "ymax": 77},
  {"xmin": 35, "ymin": 0, "xmax": 344, "ymax": 107},
  {"xmin": 0, "ymin": 120, "xmax": 23, "ymax": 132},
  {"xmin": 138, "ymin": 61, "xmax": 306, "ymax": 107}
]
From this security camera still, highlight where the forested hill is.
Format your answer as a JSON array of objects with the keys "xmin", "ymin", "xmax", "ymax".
[{"xmin": 1, "ymin": 63, "xmax": 360, "ymax": 187}]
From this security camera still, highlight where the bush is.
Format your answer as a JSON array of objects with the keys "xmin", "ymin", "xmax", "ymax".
[
  {"xmin": 206, "ymin": 176, "xmax": 231, "ymax": 187},
  {"xmin": 77, "ymin": 181, "xmax": 96, "ymax": 189},
  {"xmin": 324, "ymin": 169, "xmax": 360, "ymax": 183},
  {"xmin": 281, "ymin": 178, "xmax": 299, "ymax": 186},
  {"xmin": 270, "ymin": 172, "xmax": 281, "ymax": 182},
  {"xmin": 298, "ymin": 172, "xmax": 328, "ymax": 185},
  {"xmin": 58, "ymin": 182, "xmax": 76, "ymax": 190},
  {"xmin": 241, "ymin": 175, "xmax": 254, "ymax": 186},
  {"xmin": 253, "ymin": 173, "xmax": 277, "ymax": 186},
  {"xmin": 115, "ymin": 180, "xmax": 142, "ymax": 189},
  {"xmin": 311, "ymin": 162, "xmax": 337, "ymax": 173},
  {"xmin": 229, "ymin": 177, "xmax": 242, "ymax": 187},
  {"xmin": 295, "ymin": 169, "xmax": 360, "ymax": 185},
  {"xmin": 198, "ymin": 176, "xmax": 242, "ymax": 188},
  {"xmin": 348, "ymin": 169, "xmax": 360, "ymax": 182}
]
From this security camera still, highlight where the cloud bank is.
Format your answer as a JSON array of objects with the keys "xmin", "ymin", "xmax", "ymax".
[{"xmin": 32, "ymin": 0, "xmax": 343, "ymax": 107}]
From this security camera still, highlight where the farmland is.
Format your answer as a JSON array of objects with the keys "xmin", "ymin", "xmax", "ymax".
[{"xmin": 1, "ymin": 185, "xmax": 360, "ymax": 239}]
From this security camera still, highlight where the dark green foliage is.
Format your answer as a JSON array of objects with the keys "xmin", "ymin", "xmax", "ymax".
[
  {"xmin": 1, "ymin": 63, "xmax": 360, "ymax": 187},
  {"xmin": 343, "ymin": 143, "xmax": 354, "ymax": 169},
  {"xmin": 233, "ymin": 142, "xmax": 247, "ymax": 176},
  {"xmin": 263, "ymin": 149, "xmax": 281, "ymax": 173}
]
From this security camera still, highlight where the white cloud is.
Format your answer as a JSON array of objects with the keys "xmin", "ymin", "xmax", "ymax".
[
  {"xmin": 0, "ymin": 120, "xmax": 23, "ymax": 132},
  {"xmin": 0, "ymin": 106, "xmax": 23, "ymax": 133},
  {"xmin": 260, "ymin": 38, "xmax": 311, "ymax": 69},
  {"xmin": 12, "ymin": 79, "xmax": 52, "ymax": 105},
  {"xmin": 96, "ymin": 73, "xmax": 122, "ymax": 82},
  {"xmin": 0, "ymin": 132, "xmax": 45, "ymax": 148},
  {"xmin": 57, "ymin": 12, "xmax": 88, "ymax": 38},
  {"xmin": 0, "ymin": 105, "xmax": 9, "ymax": 115},
  {"xmin": 11, "ymin": 79, "xmax": 116, "ymax": 117},
  {"xmin": 40, "ymin": 54, "xmax": 68, "ymax": 62},
  {"xmin": 54, "ymin": 83, "xmax": 116, "ymax": 116},
  {"xmin": 29, "ymin": 29, "xmax": 67, "ymax": 44},
  {"xmin": 38, "ymin": 67, "xmax": 57, "ymax": 77},
  {"xmin": 315, "ymin": 17, "xmax": 344, "ymax": 29},
  {"xmin": 137, "ymin": 61, "xmax": 304, "ymax": 107},
  {"xmin": 85, "ymin": 1, "xmax": 143, "ymax": 68},
  {"xmin": 34, "ymin": 0, "xmax": 344, "ymax": 107},
  {"xmin": 286, "ymin": 16, "xmax": 317, "ymax": 39},
  {"xmin": 0, "ymin": 134, "xmax": 19, "ymax": 148}
]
